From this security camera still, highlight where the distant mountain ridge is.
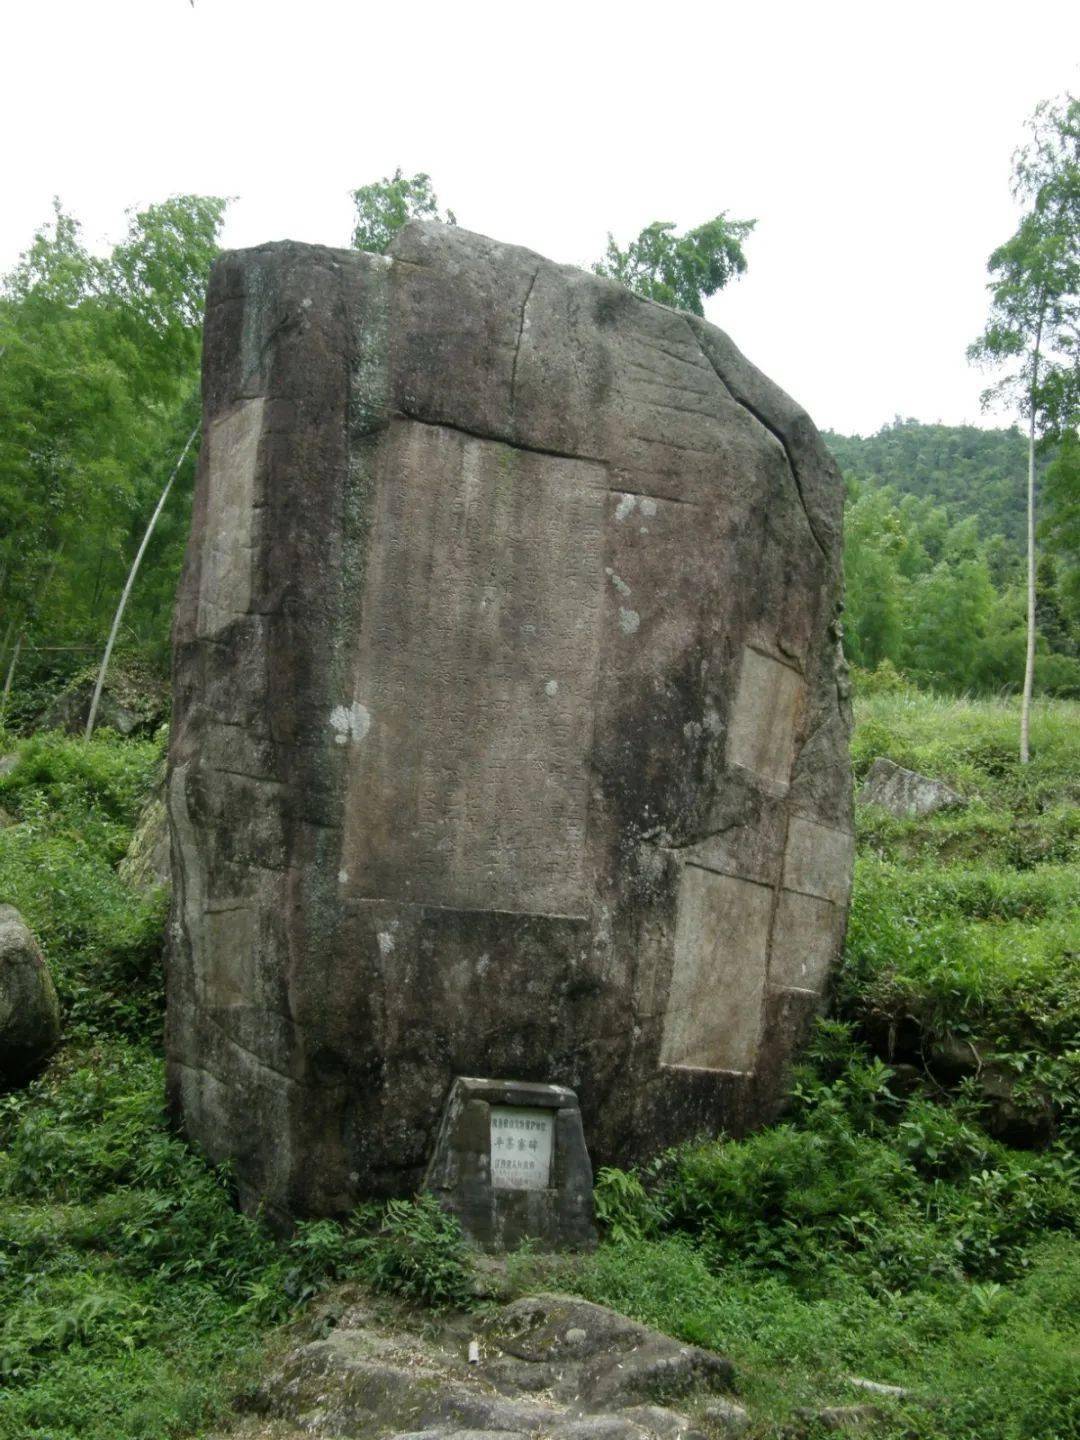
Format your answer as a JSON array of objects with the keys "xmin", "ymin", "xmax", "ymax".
[{"xmin": 824, "ymin": 418, "xmax": 1028, "ymax": 548}]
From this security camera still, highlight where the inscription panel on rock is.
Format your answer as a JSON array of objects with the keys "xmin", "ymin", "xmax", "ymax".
[
  {"xmin": 660, "ymin": 865, "xmax": 773, "ymax": 1073},
  {"xmin": 726, "ymin": 646, "xmax": 805, "ymax": 788},
  {"xmin": 342, "ymin": 421, "xmax": 606, "ymax": 916},
  {"xmin": 769, "ymin": 889, "xmax": 840, "ymax": 992},
  {"xmin": 489, "ymin": 1106, "xmax": 555, "ymax": 1191},
  {"xmin": 197, "ymin": 398, "xmax": 264, "ymax": 639}
]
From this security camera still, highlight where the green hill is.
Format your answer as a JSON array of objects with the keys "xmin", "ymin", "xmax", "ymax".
[{"xmin": 824, "ymin": 419, "xmax": 1029, "ymax": 549}]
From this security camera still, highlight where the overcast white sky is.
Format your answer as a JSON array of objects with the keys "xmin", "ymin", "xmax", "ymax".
[{"xmin": 3, "ymin": 1, "xmax": 1078, "ymax": 435}]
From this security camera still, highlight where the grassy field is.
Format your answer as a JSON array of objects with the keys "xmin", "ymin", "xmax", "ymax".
[{"xmin": 0, "ymin": 690, "xmax": 1076, "ymax": 1439}]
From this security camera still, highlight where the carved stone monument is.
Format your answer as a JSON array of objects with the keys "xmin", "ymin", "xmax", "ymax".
[
  {"xmin": 167, "ymin": 223, "xmax": 852, "ymax": 1224},
  {"xmin": 425, "ymin": 1077, "xmax": 596, "ymax": 1250}
]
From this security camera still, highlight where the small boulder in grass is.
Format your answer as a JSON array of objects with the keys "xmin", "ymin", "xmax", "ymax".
[
  {"xmin": 0, "ymin": 905, "xmax": 61, "ymax": 1087},
  {"xmin": 856, "ymin": 757, "xmax": 963, "ymax": 819}
]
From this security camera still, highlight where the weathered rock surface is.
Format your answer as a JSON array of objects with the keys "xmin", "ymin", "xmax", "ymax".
[
  {"xmin": 699, "ymin": 1398, "xmax": 751, "ymax": 1434},
  {"xmin": 118, "ymin": 786, "xmax": 171, "ymax": 892},
  {"xmin": 856, "ymin": 758, "xmax": 962, "ymax": 819},
  {"xmin": 167, "ymin": 223, "xmax": 852, "ymax": 1221},
  {"xmin": 233, "ymin": 1292, "xmax": 736, "ymax": 1440},
  {"xmin": 0, "ymin": 905, "xmax": 60, "ymax": 1086},
  {"xmin": 484, "ymin": 1295, "xmax": 735, "ymax": 1407}
]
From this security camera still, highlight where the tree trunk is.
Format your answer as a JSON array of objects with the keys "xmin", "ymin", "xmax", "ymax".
[
  {"xmin": 0, "ymin": 615, "xmax": 16, "ymax": 680},
  {"xmin": 85, "ymin": 424, "xmax": 199, "ymax": 741},
  {"xmin": 1020, "ymin": 321, "xmax": 1044, "ymax": 766},
  {"xmin": 0, "ymin": 631, "xmax": 24, "ymax": 725}
]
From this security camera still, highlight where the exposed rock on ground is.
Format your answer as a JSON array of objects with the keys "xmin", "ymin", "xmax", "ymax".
[
  {"xmin": 925, "ymin": 1037, "xmax": 1054, "ymax": 1147},
  {"xmin": 856, "ymin": 758, "xmax": 963, "ymax": 819},
  {"xmin": 0, "ymin": 904, "xmax": 60, "ymax": 1086},
  {"xmin": 211, "ymin": 1292, "xmax": 740, "ymax": 1440}
]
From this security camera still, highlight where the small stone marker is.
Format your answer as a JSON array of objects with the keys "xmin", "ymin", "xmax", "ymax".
[{"xmin": 425, "ymin": 1076, "xmax": 596, "ymax": 1251}]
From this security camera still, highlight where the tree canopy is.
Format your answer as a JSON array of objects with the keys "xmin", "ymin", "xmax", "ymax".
[
  {"xmin": 967, "ymin": 93, "xmax": 1079, "ymax": 756},
  {"xmin": 350, "ymin": 169, "xmax": 456, "ymax": 254},
  {"xmin": 592, "ymin": 214, "xmax": 755, "ymax": 315},
  {"xmin": 0, "ymin": 195, "xmax": 226, "ymax": 699}
]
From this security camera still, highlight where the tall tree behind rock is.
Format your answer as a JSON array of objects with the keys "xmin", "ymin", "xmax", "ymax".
[
  {"xmin": 969, "ymin": 94, "xmax": 1079, "ymax": 761},
  {"xmin": 593, "ymin": 214, "xmax": 755, "ymax": 315},
  {"xmin": 351, "ymin": 170, "xmax": 456, "ymax": 254}
]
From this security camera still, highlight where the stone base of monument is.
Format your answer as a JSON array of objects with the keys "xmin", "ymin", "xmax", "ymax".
[{"xmin": 424, "ymin": 1077, "xmax": 597, "ymax": 1251}]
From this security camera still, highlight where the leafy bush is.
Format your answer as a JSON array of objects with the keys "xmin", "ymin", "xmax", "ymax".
[
  {"xmin": 0, "ymin": 1048, "xmax": 476, "ymax": 1439},
  {"xmin": 593, "ymin": 1164, "xmax": 668, "ymax": 1242},
  {"xmin": 361, "ymin": 1194, "xmax": 475, "ymax": 1309},
  {"xmin": 0, "ymin": 732, "xmax": 167, "ymax": 1039}
]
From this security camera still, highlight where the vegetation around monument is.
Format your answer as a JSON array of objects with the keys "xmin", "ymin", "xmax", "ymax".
[
  {"xmin": 0, "ymin": 100, "xmax": 1077, "ymax": 1440},
  {"xmin": 0, "ymin": 685, "xmax": 1076, "ymax": 1439}
]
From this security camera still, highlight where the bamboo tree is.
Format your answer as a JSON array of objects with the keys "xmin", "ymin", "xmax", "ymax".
[
  {"xmin": 969, "ymin": 94, "xmax": 1079, "ymax": 761},
  {"xmin": 0, "ymin": 631, "xmax": 23, "ymax": 724},
  {"xmin": 85, "ymin": 425, "xmax": 199, "ymax": 740}
]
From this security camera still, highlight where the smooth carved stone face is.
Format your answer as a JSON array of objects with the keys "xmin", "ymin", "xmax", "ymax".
[
  {"xmin": 341, "ymin": 421, "xmax": 605, "ymax": 917},
  {"xmin": 197, "ymin": 398, "xmax": 263, "ymax": 640},
  {"xmin": 166, "ymin": 224, "xmax": 852, "ymax": 1221},
  {"xmin": 727, "ymin": 647, "xmax": 806, "ymax": 789},
  {"xmin": 662, "ymin": 867, "xmax": 774, "ymax": 1072}
]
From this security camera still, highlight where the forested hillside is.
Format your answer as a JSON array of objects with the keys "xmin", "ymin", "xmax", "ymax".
[
  {"xmin": 826, "ymin": 421, "xmax": 1030, "ymax": 545},
  {"xmin": 825, "ymin": 420, "xmax": 1079, "ymax": 696}
]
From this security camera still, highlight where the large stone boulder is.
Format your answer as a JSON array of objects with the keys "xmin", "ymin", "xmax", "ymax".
[
  {"xmin": 167, "ymin": 223, "xmax": 852, "ymax": 1221},
  {"xmin": 0, "ymin": 905, "xmax": 60, "ymax": 1086}
]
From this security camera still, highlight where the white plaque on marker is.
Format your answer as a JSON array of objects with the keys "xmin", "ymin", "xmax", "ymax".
[{"xmin": 489, "ymin": 1106, "xmax": 554, "ymax": 1191}]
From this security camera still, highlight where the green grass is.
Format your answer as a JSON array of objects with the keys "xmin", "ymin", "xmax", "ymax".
[
  {"xmin": 532, "ymin": 1233, "xmax": 1079, "ymax": 1440},
  {"xmin": 0, "ymin": 695, "xmax": 1076, "ymax": 1439}
]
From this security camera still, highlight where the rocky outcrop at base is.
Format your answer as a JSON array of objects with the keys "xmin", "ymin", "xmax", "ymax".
[{"xmin": 210, "ymin": 1293, "xmax": 747, "ymax": 1440}]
